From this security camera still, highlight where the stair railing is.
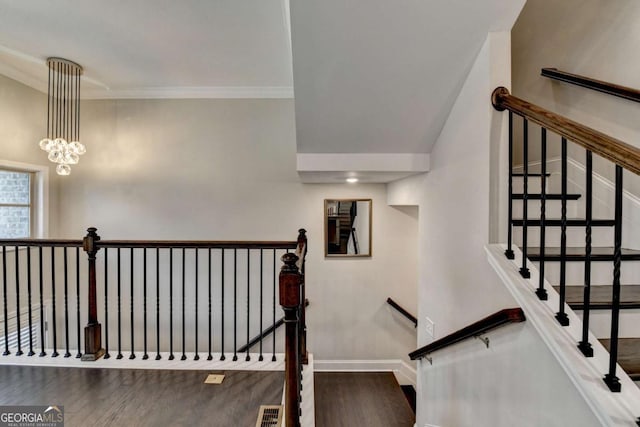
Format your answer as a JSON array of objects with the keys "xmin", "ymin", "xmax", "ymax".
[
  {"xmin": 0, "ymin": 228, "xmax": 306, "ymax": 365},
  {"xmin": 541, "ymin": 68, "xmax": 640, "ymax": 104},
  {"xmin": 386, "ymin": 297, "xmax": 417, "ymax": 327},
  {"xmin": 492, "ymin": 86, "xmax": 640, "ymax": 413},
  {"xmin": 409, "ymin": 308, "xmax": 525, "ymax": 361},
  {"xmin": 280, "ymin": 251, "xmax": 304, "ymax": 427}
]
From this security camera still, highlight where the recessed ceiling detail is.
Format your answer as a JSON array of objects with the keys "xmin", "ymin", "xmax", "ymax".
[{"xmin": 0, "ymin": 1, "xmax": 294, "ymax": 99}]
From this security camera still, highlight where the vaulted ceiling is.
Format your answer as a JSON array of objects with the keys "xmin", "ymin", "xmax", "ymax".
[{"xmin": 0, "ymin": 0, "xmax": 524, "ymax": 182}]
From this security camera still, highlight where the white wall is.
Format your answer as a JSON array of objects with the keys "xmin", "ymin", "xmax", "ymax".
[
  {"xmin": 389, "ymin": 32, "xmax": 606, "ymax": 426},
  {"xmin": 419, "ymin": 322, "xmax": 601, "ymax": 427},
  {"xmin": 0, "ymin": 75, "xmax": 419, "ymax": 363},
  {"xmin": 512, "ymin": 0, "xmax": 640, "ymax": 192},
  {"xmin": 0, "ymin": 75, "xmax": 58, "ymax": 236}
]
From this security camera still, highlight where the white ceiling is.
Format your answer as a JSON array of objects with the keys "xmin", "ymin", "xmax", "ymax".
[
  {"xmin": 290, "ymin": 0, "xmax": 525, "ymax": 154},
  {"xmin": 0, "ymin": 0, "xmax": 293, "ymax": 99},
  {"xmin": 0, "ymin": 0, "xmax": 525, "ymax": 182}
]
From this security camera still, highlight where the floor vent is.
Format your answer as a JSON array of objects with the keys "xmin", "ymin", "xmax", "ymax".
[{"xmin": 256, "ymin": 405, "xmax": 283, "ymax": 427}]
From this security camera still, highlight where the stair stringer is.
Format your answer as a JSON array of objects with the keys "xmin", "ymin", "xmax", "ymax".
[{"xmin": 486, "ymin": 244, "xmax": 640, "ymax": 426}]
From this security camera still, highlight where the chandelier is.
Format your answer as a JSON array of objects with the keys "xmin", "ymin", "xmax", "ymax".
[{"xmin": 38, "ymin": 58, "xmax": 86, "ymax": 176}]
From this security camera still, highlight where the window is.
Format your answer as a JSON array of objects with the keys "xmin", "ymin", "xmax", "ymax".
[
  {"xmin": 0, "ymin": 161, "xmax": 48, "ymax": 239},
  {"xmin": 0, "ymin": 169, "xmax": 33, "ymax": 238}
]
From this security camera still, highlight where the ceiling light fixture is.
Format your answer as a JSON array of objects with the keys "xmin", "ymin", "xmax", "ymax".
[
  {"xmin": 39, "ymin": 58, "xmax": 86, "ymax": 176},
  {"xmin": 346, "ymin": 177, "xmax": 359, "ymax": 183}
]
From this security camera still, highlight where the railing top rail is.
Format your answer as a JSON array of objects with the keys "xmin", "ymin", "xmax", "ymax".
[
  {"xmin": 386, "ymin": 297, "xmax": 417, "ymax": 327},
  {"xmin": 492, "ymin": 87, "xmax": 640, "ymax": 176},
  {"xmin": 409, "ymin": 307, "xmax": 525, "ymax": 360},
  {"xmin": 541, "ymin": 68, "xmax": 640, "ymax": 104},
  {"xmin": 0, "ymin": 239, "xmax": 83, "ymax": 247},
  {"xmin": 97, "ymin": 240, "xmax": 298, "ymax": 249},
  {"xmin": 0, "ymin": 238, "xmax": 298, "ymax": 250}
]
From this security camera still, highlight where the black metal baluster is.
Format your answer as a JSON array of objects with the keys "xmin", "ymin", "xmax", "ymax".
[
  {"xmin": 142, "ymin": 248, "xmax": 148, "ymax": 360},
  {"xmin": 272, "ymin": 249, "xmax": 276, "ymax": 362},
  {"xmin": 259, "ymin": 249, "xmax": 264, "ymax": 361},
  {"xmin": 181, "ymin": 248, "xmax": 186, "ymax": 361},
  {"xmin": 579, "ymin": 151, "xmax": 594, "ymax": 357},
  {"xmin": 233, "ymin": 248, "xmax": 238, "ymax": 361},
  {"xmin": 536, "ymin": 129, "xmax": 548, "ymax": 300},
  {"xmin": 208, "ymin": 248, "xmax": 212, "ymax": 361},
  {"xmin": 520, "ymin": 118, "xmax": 531, "ymax": 278},
  {"xmin": 2, "ymin": 246, "xmax": 9, "ymax": 355},
  {"xmin": 117, "ymin": 248, "xmax": 122, "ymax": 359},
  {"xmin": 38, "ymin": 247, "xmax": 45, "ymax": 357},
  {"xmin": 156, "ymin": 248, "xmax": 161, "ymax": 360},
  {"xmin": 130, "ymin": 248, "xmax": 135, "ymax": 360},
  {"xmin": 75, "ymin": 247, "xmax": 81, "ymax": 358},
  {"xmin": 15, "ymin": 246, "xmax": 23, "ymax": 355},
  {"xmin": 194, "ymin": 248, "xmax": 200, "ymax": 361},
  {"xmin": 51, "ymin": 247, "xmax": 59, "ymax": 357},
  {"xmin": 246, "ymin": 248, "xmax": 251, "ymax": 361},
  {"xmin": 604, "ymin": 165, "xmax": 623, "ymax": 392},
  {"xmin": 63, "ymin": 247, "xmax": 70, "ymax": 357},
  {"xmin": 27, "ymin": 248, "xmax": 34, "ymax": 356},
  {"xmin": 143, "ymin": 248, "xmax": 148, "ymax": 360},
  {"xmin": 169, "ymin": 248, "xmax": 174, "ymax": 360},
  {"xmin": 556, "ymin": 137, "xmax": 570, "ymax": 326},
  {"xmin": 506, "ymin": 111, "xmax": 515, "ymax": 259},
  {"xmin": 104, "ymin": 248, "xmax": 110, "ymax": 359},
  {"xmin": 220, "ymin": 249, "xmax": 225, "ymax": 361}
]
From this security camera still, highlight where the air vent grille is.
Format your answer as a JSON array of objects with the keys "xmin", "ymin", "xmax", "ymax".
[{"xmin": 256, "ymin": 405, "xmax": 283, "ymax": 427}]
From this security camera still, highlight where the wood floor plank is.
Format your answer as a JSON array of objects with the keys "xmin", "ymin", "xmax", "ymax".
[
  {"xmin": 0, "ymin": 366, "xmax": 283, "ymax": 426},
  {"xmin": 314, "ymin": 372, "xmax": 414, "ymax": 427}
]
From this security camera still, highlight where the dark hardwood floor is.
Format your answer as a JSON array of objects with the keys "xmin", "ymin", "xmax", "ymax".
[
  {"xmin": 314, "ymin": 372, "xmax": 415, "ymax": 427},
  {"xmin": 0, "ymin": 366, "xmax": 283, "ymax": 426}
]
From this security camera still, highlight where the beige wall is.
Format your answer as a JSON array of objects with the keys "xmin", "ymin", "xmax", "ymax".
[
  {"xmin": 0, "ymin": 75, "xmax": 418, "ymax": 363},
  {"xmin": 512, "ymin": 0, "xmax": 640, "ymax": 191}
]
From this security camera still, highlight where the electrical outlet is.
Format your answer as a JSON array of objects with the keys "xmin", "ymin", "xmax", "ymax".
[{"xmin": 424, "ymin": 316, "xmax": 434, "ymax": 339}]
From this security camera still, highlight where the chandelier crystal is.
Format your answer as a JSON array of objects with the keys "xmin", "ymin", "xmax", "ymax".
[{"xmin": 39, "ymin": 58, "xmax": 85, "ymax": 176}]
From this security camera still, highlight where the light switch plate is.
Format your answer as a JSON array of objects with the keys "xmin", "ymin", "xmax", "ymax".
[{"xmin": 425, "ymin": 317, "xmax": 435, "ymax": 339}]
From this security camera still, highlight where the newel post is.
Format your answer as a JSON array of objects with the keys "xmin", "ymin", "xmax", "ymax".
[
  {"xmin": 81, "ymin": 227, "xmax": 105, "ymax": 361},
  {"xmin": 297, "ymin": 228, "xmax": 308, "ymax": 364},
  {"xmin": 280, "ymin": 252, "xmax": 302, "ymax": 427}
]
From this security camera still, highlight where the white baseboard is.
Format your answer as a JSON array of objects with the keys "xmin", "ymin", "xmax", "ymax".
[
  {"xmin": 314, "ymin": 359, "xmax": 416, "ymax": 387},
  {"xmin": 0, "ymin": 351, "xmax": 285, "ymax": 371}
]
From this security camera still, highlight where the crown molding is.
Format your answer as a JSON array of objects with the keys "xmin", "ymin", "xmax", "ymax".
[{"xmin": 82, "ymin": 86, "xmax": 294, "ymax": 100}]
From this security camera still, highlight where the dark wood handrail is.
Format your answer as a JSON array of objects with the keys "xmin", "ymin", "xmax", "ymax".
[
  {"xmin": 541, "ymin": 68, "xmax": 640, "ymax": 104},
  {"xmin": 0, "ymin": 239, "xmax": 83, "ymax": 247},
  {"xmin": 492, "ymin": 87, "xmax": 640, "ymax": 176},
  {"xmin": 409, "ymin": 308, "xmax": 525, "ymax": 360},
  {"xmin": 386, "ymin": 297, "xmax": 417, "ymax": 327},
  {"xmin": 238, "ymin": 299, "xmax": 309, "ymax": 353},
  {"xmin": 0, "ymin": 238, "xmax": 297, "ymax": 250},
  {"xmin": 97, "ymin": 240, "xmax": 297, "ymax": 249}
]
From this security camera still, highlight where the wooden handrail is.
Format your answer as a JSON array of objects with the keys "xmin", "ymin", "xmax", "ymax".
[
  {"xmin": 541, "ymin": 68, "xmax": 640, "ymax": 104},
  {"xmin": 237, "ymin": 299, "xmax": 309, "ymax": 353},
  {"xmin": 0, "ymin": 239, "xmax": 297, "ymax": 249},
  {"xmin": 492, "ymin": 87, "xmax": 640, "ymax": 176},
  {"xmin": 386, "ymin": 297, "xmax": 417, "ymax": 327},
  {"xmin": 409, "ymin": 308, "xmax": 525, "ymax": 360},
  {"xmin": 0, "ymin": 239, "xmax": 82, "ymax": 247},
  {"xmin": 97, "ymin": 240, "xmax": 297, "ymax": 249}
]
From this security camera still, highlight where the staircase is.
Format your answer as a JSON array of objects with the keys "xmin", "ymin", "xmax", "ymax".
[{"xmin": 511, "ymin": 171, "xmax": 640, "ymax": 382}]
